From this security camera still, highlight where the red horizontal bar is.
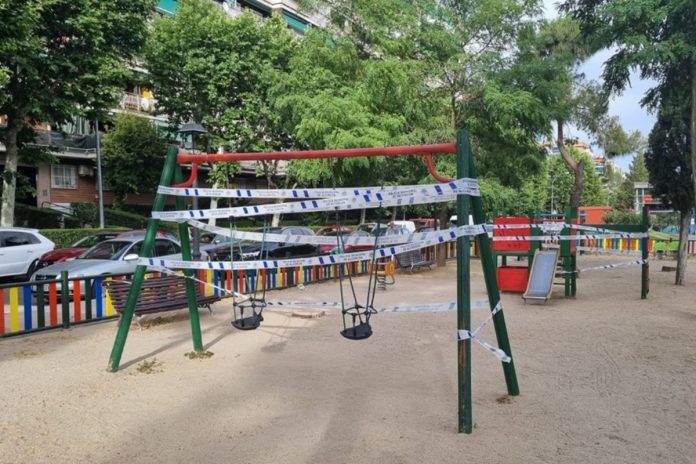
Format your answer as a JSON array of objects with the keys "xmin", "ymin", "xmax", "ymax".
[{"xmin": 176, "ymin": 142, "xmax": 456, "ymax": 163}]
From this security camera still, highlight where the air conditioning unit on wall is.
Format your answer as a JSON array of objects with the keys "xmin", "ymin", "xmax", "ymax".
[{"xmin": 78, "ymin": 165, "xmax": 94, "ymax": 177}]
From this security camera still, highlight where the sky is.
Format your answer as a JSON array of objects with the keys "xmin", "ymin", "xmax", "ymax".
[{"xmin": 542, "ymin": 0, "xmax": 657, "ymax": 171}]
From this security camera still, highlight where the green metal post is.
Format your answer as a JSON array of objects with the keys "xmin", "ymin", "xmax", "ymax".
[
  {"xmin": 61, "ymin": 271, "xmax": 70, "ymax": 329},
  {"xmin": 173, "ymin": 166, "xmax": 204, "ymax": 351},
  {"xmin": 456, "ymin": 131, "xmax": 472, "ymax": 434},
  {"xmin": 465, "ymin": 133, "xmax": 520, "ymax": 398},
  {"xmin": 108, "ymin": 146, "xmax": 178, "ymax": 372},
  {"xmin": 641, "ymin": 205, "xmax": 649, "ymax": 299}
]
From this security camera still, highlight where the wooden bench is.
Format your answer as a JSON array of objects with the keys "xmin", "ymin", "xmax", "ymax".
[{"xmin": 103, "ymin": 275, "xmax": 220, "ymax": 327}]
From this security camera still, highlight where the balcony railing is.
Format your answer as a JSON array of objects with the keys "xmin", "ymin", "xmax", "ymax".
[{"xmin": 118, "ymin": 92, "xmax": 156, "ymax": 114}]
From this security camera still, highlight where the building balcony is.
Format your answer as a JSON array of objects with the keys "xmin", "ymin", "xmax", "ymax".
[{"xmin": 118, "ymin": 92, "xmax": 157, "ymax": 114}]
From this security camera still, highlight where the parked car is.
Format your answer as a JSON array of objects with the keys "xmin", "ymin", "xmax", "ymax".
[
  {"xmin": 37, "ymin": 231, "xmax": 121, "ymax": 269},
  {"xmin": 317, "ymin": 225, "xmax": 354, "ymax": 254},
  {"xmin": 208, "ymin": 226, "xmax": 318, "ymax": 261},
  {"xmin": 31, "ymin": 236, "xmax": 192, "ymax": 290},
  {"xmin": 390, "ymin": 220, "xmax": 416, "ymax": 233},
  {"xmin": 327, "ymin": 230, "xmax": 374, "ymax": 254},
  {"xmin": 37, "ymin": 230, "xmax": 177, "ymax": 269},
  {"xmin": 412, "ymin": 218, "xmax": 438, "ymax": 231},
  {"xmin": 0, "ymin": 228, "xmax": 55, "ymax": 279},
  {"xmin": 316, "ymin": 225, "xmax": 353, "ymax": 236}
]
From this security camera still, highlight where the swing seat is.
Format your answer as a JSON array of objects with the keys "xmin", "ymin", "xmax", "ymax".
[
  {"xmin": 340, "ymin": 322, "xmax": 372, "ymax": 340},
  {"xmin": 231, "ymin": 297, "xmax": 266, "ymax": 330},
  {"xmin": 232, "ymin": 313, "xmax": 262, "ymax": 330}
]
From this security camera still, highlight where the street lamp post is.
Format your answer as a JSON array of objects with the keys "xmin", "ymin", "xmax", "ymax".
[
  {"xmin": 95, "ymin": 120, "xmax": 105, "ymax": 228},
  {"xmin": 178, "ymin": 121, "xmax": 207, "ymax": 261}
]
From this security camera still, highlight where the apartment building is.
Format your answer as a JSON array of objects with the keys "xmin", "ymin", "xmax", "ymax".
[{"xmin": 0, "ymin": 0, "xmax": 317, "ymax": 214}]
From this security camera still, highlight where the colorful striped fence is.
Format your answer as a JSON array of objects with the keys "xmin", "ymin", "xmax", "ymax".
[
  {"xmin": 1, "ymin": 243, "xmax": 462, "ymax": 338},
  {"xmin": 579, "ymin": 237, "xmax": 696, "ymax": 255}
]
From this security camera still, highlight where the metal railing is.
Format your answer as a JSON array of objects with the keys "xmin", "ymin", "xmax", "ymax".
[{"xmin": 118, "ymin": 92, "xmax": 156, "ymax": 114}]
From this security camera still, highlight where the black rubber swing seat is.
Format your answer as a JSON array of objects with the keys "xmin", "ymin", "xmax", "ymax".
[
  {"xmin": 340, "ymin": 322, "xmax": 373, "ymax": 340},
  {"xmin": 232, "ymin": 313, "xmax": 262, "ymax": 330},
  {"xmin": 231, "ymin": 298, "xmax": 266, "ymax": 330}
]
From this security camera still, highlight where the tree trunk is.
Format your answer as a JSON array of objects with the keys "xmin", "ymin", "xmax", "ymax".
[
  {"xmin": 391, "ymin": 207, "xmax": 398, "ymax": 222},
  {"xmin": 691, "ymin": 62, "xmax": 696, "ymax": 209},
  {"xmin": 1, "ymin": 116, "xmax": 22, "ymax": 227},
  {"xmin": 675, "ymin": 210, "xmax": 690, "ymax": 285},
  {"xmin": 359, "ymin": 208, "xmax": 366, "ymax": 225},
  {"xmin": 556, "ymin": 121, "xmax": 584, "ymax": 208}
]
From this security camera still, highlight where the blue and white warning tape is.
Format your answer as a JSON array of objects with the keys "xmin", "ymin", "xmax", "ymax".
[
  {"xmin": 157, "ymin": 178, "xmax": 480, "ymax": 199},
  {"xmin": 559, "ymin": 259, "xmax": 648, "ymax": 274},
  {"xmin": 189, "ymin": 219, "xmax": 480, "ymax": 247},
  {"xmin": 138, "ymin": 224, "xmax": 486, "ymax": 271},
  {"xmin": 457, "ymin": 302, "xmax": 511, "ymax": 363},
  {"xmin": 490, "ymin": 232, "xmax": 648, "ymax": 241},
  {"xmin": 153, "ymin": 189, "xmax": 464, "ymax": 220}
]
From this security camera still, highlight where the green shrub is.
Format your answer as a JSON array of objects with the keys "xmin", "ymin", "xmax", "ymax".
[
  {"xmin": 602, "ymin": 210, "xmax": 643, "ymax": 225},
  {"xmin": 15, "ymin": 203, "xmax": 68, "ymax": 228},
  {"xmin": 71, "ymin": 202, "xmax": 99, "ymax": 226},
  {"xmin": 41, "ymin": 228, "xmax": 127, "ymax": 248}
]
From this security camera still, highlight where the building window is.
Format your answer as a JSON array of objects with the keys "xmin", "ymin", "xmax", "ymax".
[{"xmin": 51, "ymin": 165, "xmax": 77, "ymax": 189}]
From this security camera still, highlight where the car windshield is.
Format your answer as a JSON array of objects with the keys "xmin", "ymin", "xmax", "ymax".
[
  {"xmin": 373, "ymin": 226, "xmax": 407, "ymax": 237},
  {"xmin": 79, "ymin": 241, "xmax": 133, "ymax": 260},
  {"xmin": 72, "ymin": 234, "xmax": 114, "ymax": 248},
  {"xmin": 212, "ymin": 234, "xmax": 229, "ymax": 245}
]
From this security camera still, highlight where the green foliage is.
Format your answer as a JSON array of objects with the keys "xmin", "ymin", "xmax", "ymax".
[
  {"xmin": 40, "ymin": 228, "xmax": 127, "ymax": 248},
  {"xmin": 546, "ymin": 149, "xmax": 607, "ymax": 210},
  {"xmin": 0, "ymin": 0, "xmax": 154, "ymax": 224},
  {"xmin": 613, "ymin": 153, "xmax": 649, "ymax": 210},
  {"xmin": 146, "ymin": 0, "xmax": 298, "ymax": 187},
  {"xmin": 644, "ymin": 86, "xmax": 694, "ymax": 214},
  {"xmin": 101, "ymin": 114, "xmax": 167, "ymax": 207},
  {"xmin": 15, "ymin": 203, "xmax": 79, "ymax": 228},
  {"xmin": 602, "ymin": 210, "xmax": 641, "ymax": 225},
  {"xmin": 104, "ymin": 208, "xmax": 150, "ymax": 229}
]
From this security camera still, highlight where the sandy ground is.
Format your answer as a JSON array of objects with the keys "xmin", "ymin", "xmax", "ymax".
[{"xmin": 1, "ymin": 255, "xmax": 695, "ymax": 464}]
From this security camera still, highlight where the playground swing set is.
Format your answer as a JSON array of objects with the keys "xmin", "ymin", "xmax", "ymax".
[
  {"xmin": 105, "ymin": 128, "xmax": 649, "ymax": 433},
  {"xmin": 107, "ymin": 130, "xmax": 520, "ymax": 434}
]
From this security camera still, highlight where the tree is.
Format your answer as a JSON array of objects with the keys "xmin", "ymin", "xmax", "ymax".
[
  {"xmin": 613, "ymin": 153, "xmax": 649, "ymax": 210},
  {"xmin": 561, "ymin": 0, "xmax": 696, "ymax": 210},
  {"xmin": 0, "ymin": 0, "xmax": 153, "ymax": 226},
  {"xmin": 146, "ymin": 0, "xmax": 297, "ymax": 175},
  {"xmin": 644, "ymin": 85, "xmax": 694, "ymax": 285},
  {"xmin": 101, "ymin": 114, "xmax": 166, "ymax": 208},
  {"xmin": 546, "ymin": 148, "xmax": 607, "ymax": 211}
]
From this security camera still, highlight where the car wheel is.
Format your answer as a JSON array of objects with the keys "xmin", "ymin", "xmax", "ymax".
[{"xmin": 24, "ymin": 260, "xmax": 38, "ymax": 282}]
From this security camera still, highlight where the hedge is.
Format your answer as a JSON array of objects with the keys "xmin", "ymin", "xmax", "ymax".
[
  {"xmin": 15, "ymin": 203, "xmax": 80, "ymax": 229},
  {"xmin": 41, "ymin": 228, "xmax": 128, "ymax": 248}
]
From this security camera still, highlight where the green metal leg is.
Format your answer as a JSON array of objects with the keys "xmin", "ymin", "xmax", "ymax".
[
  {"xmin": 173, "ymin": 166, "xmax": 204, "ymax": 351},
  {"xmin": 641, "ymin": 205, "xmax": 649, "ymax": 299},
  {"xmin": 108, "ymin": 146, "xmax": 178, "ymax": 372},
  {"xmin": 456, "ymin": 131, "xmax": 473, "ymax": 433},
  {"xmin": 464, "ymin": 132, "xmax": 520, "ymax": 398}
]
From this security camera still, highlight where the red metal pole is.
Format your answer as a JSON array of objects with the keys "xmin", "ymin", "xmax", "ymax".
[{"xmin": 176, "ymin": 142, "xmax": 456, "ymax": 163}]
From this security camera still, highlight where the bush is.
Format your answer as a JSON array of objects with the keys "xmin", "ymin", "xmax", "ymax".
[
  {"xmin": 41, "ymin": 228, "xmax": 127, "ymax": 248},
  {"xmin": 71, "ymin": 202, "xmax": 99, "ymax": 227},
  {"xmin": 602, "ymin": 210, "xmax": 643, "ymax": 225},
  {"xmin": 15, "ymin": 203, "xmax": 80, "ymax": 228}
]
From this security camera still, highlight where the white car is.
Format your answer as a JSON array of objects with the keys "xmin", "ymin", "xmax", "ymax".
[{"xmin": 0, "ymin": 228, "xmax": 55, "ymax": 279}]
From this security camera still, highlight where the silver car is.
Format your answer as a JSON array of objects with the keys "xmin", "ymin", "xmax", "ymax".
[{"xmin": 31, "ymin": 237, "xmax": 197, "ymax": 286}]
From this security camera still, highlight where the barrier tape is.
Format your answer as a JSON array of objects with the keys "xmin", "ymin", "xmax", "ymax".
[
  {"xmin": 559, "ymin": 259, "xmax": 648, "ymax": 274},
  {"xmin": 490, "ymin": 232, "xmax": 648, "ymax": 241},
  {"xmin": 153, "ymin": 190, "xmax": 462, "ymax": 220},
  {"xmin": 138, "ymin": 224, "xmax": 486, "ymax": 271},
  {"xmin": 190, "ymin": 219, "xmax": 480, "ymax": 247},
  {"xmin": 158, "ymin": 178, "xmax": 480, "ymax": 199},
  {"xmin": 457, "ymin": 302, "xmax": 511, "ymax": 363}
]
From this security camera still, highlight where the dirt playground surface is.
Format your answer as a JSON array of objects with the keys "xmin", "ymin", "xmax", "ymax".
[{"xmin": 1, "ymin": 255, "xmax": 695, "ymax": 464}]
